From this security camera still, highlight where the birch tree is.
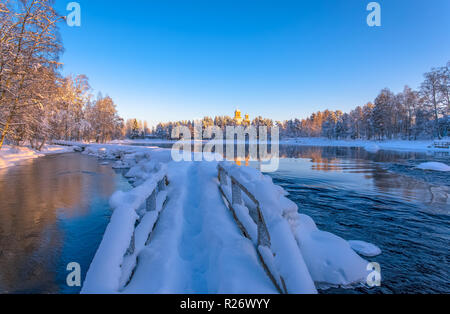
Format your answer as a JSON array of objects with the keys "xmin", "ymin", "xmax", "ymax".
[{"xmin": 0, "ymin": 0, "xmax": 63, "ymax": 149}]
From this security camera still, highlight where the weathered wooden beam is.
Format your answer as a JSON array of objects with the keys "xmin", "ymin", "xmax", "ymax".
[
  {"xmin": 219, "ymin": 185, "xmax": 251, "ymax": 240},
  {"xmin": 231, "ymin": 178, "xmax": 243, "ymax": 205},
  {"xmin": 146, "ymin": 190, "xmax": 156, "ymax": 212},
  {"xmin": 158, "ymin": 178, "xmax": 166, "ymax": 192},
  {"xmin": 257, "ymin": 208, "xmax": 271, "ymax": 247},
  {"xmin": 218, "ymin": 166, "xmax": 287, "ymax": 293},
  {"xmin": 126, "ymin": 231, "xmax": 136, "ymax": 256}
]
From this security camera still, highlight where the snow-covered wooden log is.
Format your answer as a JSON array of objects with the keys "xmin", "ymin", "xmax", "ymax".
[
  {"xmin": 82, "ymin": 165, "xmax": 168, "ymax": 294},
  {"xmin": 217, "ymin": 163, "xmax": 317, "ymax": 294}
]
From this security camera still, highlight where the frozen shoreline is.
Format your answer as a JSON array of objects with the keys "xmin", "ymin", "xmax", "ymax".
[
  {"xmin": 280, "ymin": 138, "xmax": 449, "ymax": 153},
  {"xmin": 113, "ymin": 138, "xmax": 450, "ymax": 153},
  {"xmin": 0, "ymin": 145, "xmax": 76, "ymax": 169},
  {"xmin": 2, "ymin": 137, "xmax": 448, "ymax": 170}
]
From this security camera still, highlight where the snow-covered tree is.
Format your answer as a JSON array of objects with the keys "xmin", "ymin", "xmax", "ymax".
[{"xmin": 0, "ymin": 0, "xmax": 63, "ymax": 149}]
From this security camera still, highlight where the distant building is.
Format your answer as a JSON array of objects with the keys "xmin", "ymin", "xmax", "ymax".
[
  {"xmin": 244, "ymin": 114, "xmax": 251, "ymax": 125},
  {"xmin": 234, "ymin": 109, "xmax": 251, "ymax": 126}
]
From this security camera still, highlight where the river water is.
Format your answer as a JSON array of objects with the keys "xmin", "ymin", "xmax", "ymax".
[
  {"xmin": 0, "ymin": 153, "xmax": 130, "ymax": 294},
  {"xmin": 0, "ymin": 146, "xmax": 449, "ymax": 294},
  {"xmin": 269, "ymin": 146, "xmax": 450, "ymax": 294}
]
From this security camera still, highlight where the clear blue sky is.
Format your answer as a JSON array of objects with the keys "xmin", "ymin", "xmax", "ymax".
[{"xmin": 54, "ymin": 0, "xmax": 450, "ymax": 127}]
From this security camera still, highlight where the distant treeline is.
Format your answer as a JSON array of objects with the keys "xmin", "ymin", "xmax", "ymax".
[{"xmin": 148, "ymin": 62, "xmax": 449, "ymax": 141}]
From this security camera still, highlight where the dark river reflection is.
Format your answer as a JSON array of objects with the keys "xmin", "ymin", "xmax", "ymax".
[{"xmin": 0, "ymin": 153, "xmax": 130, "ymax": 294}]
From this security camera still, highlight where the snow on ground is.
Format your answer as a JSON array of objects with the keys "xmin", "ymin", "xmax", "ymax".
[
  {"xmin": 0, "ymin": 145, "xmax": 75, "ymax": 169},
  {"xmin": 123, "ymin": 161, "xmax": 279, "ymax": 294},
  {"xmin": 82, "ymin": 163, "xmax": 168, "ymax": 294},
  {"xmin": 80, "ymin": 144, "xmax": 380, "ymax": 294},
  {"xmin": 417, "ymin": 162, "xmax": 450, "ymax": 172},
  {"xmin": 292, "ymin": 215, "xmax": 370, "ymax": 288},
  {"xmin": 110, "ymin": 139, "xmax": 178, "ymax": 145},
  {"xmin": 221, "ymin": 162, "xmax": 373, "ymax": 290}
]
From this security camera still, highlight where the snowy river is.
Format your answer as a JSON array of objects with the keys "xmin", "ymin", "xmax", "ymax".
[{"xmin": 0, "ymin": 145, "xmax": 449, "ymax": 294}]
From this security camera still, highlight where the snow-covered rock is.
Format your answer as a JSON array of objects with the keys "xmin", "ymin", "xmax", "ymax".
[
  {"xmin": 348, "ymin": 240, "xmax": 382, "ymax": 257},
  {"xmin": 364, "ymin": 143, "xmax": 380, "ymax": 153},
  {"xmin": 292, "ymin": 215, "xmax": 371, "ymax": 287},
  {"xmin": 417, "ymin": 162, "xmax": 450, "ymax": 172}
]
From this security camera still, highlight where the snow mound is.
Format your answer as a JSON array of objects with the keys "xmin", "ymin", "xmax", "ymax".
[
  {"xmin": 292, "ymin": 215, "xmax": 371, "ymax": 287},
  {"xmin": 220, "ymin": 162, "xmax": 371, "ymax": 290},
  {"xmin": 348, "ymin": 240, "xmax": 382, "ymax": 257},
  {"xmin": 82, "ymin": 162, "xmax": 168, "ymax": 294},
  {"xmin": 417, "ymin": 162, "xmax": 450, "ymax": 172},
  {"xmin": 0, "ymin": 145, "xmax": 74, "ymax": 169},
  {"xmin": 364, "ymin": 143, "xmax": 380, "ymax": 153}
]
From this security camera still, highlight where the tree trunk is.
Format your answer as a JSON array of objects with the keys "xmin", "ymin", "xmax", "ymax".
[
  {"xmin": 0, "ymin": 114, "xmax": 12, "ymax": 150},
  {"xmin": 38, "ymin": 138, "xmax": 46, "ymax": 151}
]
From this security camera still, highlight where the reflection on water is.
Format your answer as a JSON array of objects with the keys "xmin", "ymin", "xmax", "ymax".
[
  {"xmin": 268, "ymin": 146, "xmax": 450, "ymax": 294},
  {"xmin": 0, "ymin": 153, "xmax": 130, "ymax": 294}
]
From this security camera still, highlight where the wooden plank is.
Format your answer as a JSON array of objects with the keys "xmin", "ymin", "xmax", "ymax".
[
  {"xmin": 218, "ymin": 166, "xmax": 284, "ymax": 293},
  {"xmin": 219, "ymin": 185, "xmax": 284, "ymax": 294}
]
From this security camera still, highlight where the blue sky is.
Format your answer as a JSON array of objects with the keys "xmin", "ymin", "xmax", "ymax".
[{"xmin": 54, "ymin": 0, "xmax": 450, "ymax": 127}]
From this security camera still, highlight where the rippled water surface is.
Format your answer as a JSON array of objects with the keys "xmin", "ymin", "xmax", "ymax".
[{"xmin": 0, "ymin": 153, "xmax": 130, "ymax": 294}]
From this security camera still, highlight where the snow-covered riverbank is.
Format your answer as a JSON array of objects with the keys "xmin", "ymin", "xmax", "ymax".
[
  {"xmin": 280, "ymin": 138, "xmax": 449, "ymax": 153},
  {"xmin": 0, "ymin": 145, "xmax": 76, "ymax": 169},
  {"xmin": 112, "ymin": 138, "xmax": 450, "ymax": 153},
  {"xmin": 2, "ymin": 137, "xmax": 448, "ymax": 170}
]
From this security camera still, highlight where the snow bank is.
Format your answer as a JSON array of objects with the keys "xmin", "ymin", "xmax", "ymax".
[
  {"xmin": 364, "ymin": 143, "xmax": 380, "ymax": 153},
  {"xmin": 290, "ymin": 215, "xmax": 370, "ymax": 288},
  {"xmin": 281, "ymin": 138, "xmax": 447, "ymax": 152},
  {"xmin": 0, "ymin": 145, "xmax": 75, "ymax": 169},
  {"xmin": 348, "ymin": 241, "xmax": 382, "ymax": 257},
  {"xmin": 81, "ymin": 161, "xmax": 167, "ymax": 294},
  {"xmin": 417, "ymin": 162, "xmax": 450, "ymax": 172},
  {"xmin": 220, "ymin": 162, "xmax": 317, "ymax": 293}
]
